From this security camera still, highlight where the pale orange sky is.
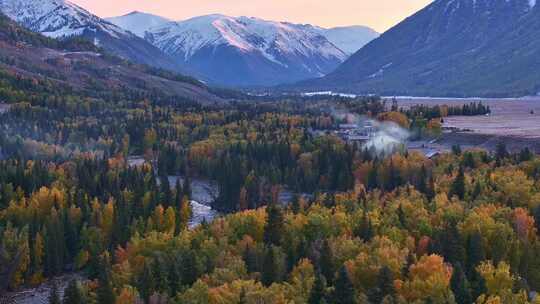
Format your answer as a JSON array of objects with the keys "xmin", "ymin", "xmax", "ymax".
[{"xmin": 70, "ymin": 0, "xmax": 433, "ymax": 33}]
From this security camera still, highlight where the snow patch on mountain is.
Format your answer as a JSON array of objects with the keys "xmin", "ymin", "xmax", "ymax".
[
  {"xmin": 106, "ymin": 11, "xmax": 170, "ymax": 37},
  {"xmin": 147, "ymin": 14, "xmax": 347, "ymax": 65},
  {"xmin": 0, "ymin": 0, "xmax": 131, "ymax": 39},
  {"xmin": 311, "ymin": 25, "xmax": 379, "ymax": 55}
]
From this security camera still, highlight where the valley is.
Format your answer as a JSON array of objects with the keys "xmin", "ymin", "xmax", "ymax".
[{"xmin": 2, "ymin": 0, "xmax": 540, "ymax": 304}]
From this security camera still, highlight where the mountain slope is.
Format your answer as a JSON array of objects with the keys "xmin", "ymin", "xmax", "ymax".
[
  {"xmin": 313, "ymin": 25, "xmax": 379, "ymax": 55},
  {"xmin": 298, "ymin": 0, "xmax": 540, "ymax": 97},
  {"xmin": 109, "ymin": 13, "xmax": 349, "ymax": 86},
  {"xmin": 106, "ymin": 11, "xmax": 170, "ymax": 37},
  {"xmin": 0, "ymin": 0, "xmax": 182, "ymax": 73},
  {"xmin": 108, "ymin": 12, "xmax": 378, "ymax": 56},
  {"xmin": 149, "ymin": 14, "xmax": 348, "ymax": 86},
  {"xmin": 0, "ymin": 12, "xmax": 224, "ymax": 104}
]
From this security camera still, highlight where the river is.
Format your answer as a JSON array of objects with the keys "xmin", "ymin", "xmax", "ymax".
[{"xmin": 166, "ymin": 176, "xmax": 220, "ymax": 228}]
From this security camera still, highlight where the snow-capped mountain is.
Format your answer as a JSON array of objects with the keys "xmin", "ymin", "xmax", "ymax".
[
  {"xmin": 147, "ymin": 14, "xmax": 349, "ymax": 86},
  {"xmin": 0, "ymin": 0, "xmax": 181, "ymax": 72},
  {"xmin": 106, "ymin": 11, "xmax": 170, "ymax": 37},
  {"xmin": 109, "ymin": 13, "xmax": 366, "ymax": 86},
  {"xmin": 314, "ymin": 26, "xmax": 379, "ymax": 55}
]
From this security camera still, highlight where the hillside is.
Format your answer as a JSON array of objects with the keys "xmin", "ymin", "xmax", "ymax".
[
  {"xmin": 312, "ymin": 25, "xmax": 379, "ymax": 55},
  {"xmin": 0, "ymin": 0, "xmax": 184, "ymax": 74},
  {"xmin": 296, "ymin": 0, "xmax": 540, "ymax": 97},
  {"xmin": 0, "ymin": 13, "xmax": 224, "ymax": 104},
  {"xmin": 108, "ymin": 13, "xmax": 376, "ymax": 87}
]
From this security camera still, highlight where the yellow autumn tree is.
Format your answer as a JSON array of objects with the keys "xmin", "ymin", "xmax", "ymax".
[{"xmin": 396, "ymin": 254, "xmax": 453, "ymax": 303}]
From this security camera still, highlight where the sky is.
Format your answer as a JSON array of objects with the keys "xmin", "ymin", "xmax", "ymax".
[{"xmin": 70, "ymin": 0, "xmax": 433, "ymax": 33}]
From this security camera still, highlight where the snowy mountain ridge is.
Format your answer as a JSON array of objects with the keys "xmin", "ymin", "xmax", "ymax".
[
  {"xmin": 0, "ymin": 0, "xmax": 184, "ymax": 72},
  {"xmin": 145, "ymin": 14, "xmax": 347, "ymax": 64},
  {"xmin": 106, "ymin": 12, "xmax": 378, "ymax": 86},
  {"xmin": 106, "ymin": 11, "xmax": 171, "ymax": 37},
  {"xmin": 0, "ymin": 0, "xmax": 127, "ymax": 38}
]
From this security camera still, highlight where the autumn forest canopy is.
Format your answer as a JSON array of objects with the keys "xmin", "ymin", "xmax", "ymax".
[{"xmin": 0, "ymin": 17, "xmax": 539, "ymax": 304}]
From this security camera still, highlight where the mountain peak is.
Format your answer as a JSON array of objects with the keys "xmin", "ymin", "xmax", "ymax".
[
  {"xmin": 106, "ymin": 10, "xmax": 170, "ymax": 37},
  {"xmin": 297, "ymin": 0, "xmax": 540, "ymax": 97},
  {"xmin": 0, "ymin": 0, "xmax": 184, "ymax": 72}
]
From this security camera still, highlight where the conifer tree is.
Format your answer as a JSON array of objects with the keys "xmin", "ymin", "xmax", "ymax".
[
  {"xmin": 534, "ymin": 206, "xmax": 540, "ymax": 235},
  {"xmin": 183, "ymin": 175, "xmax": 192, "ymax": 199},
  {"xmin": 138, "ymin": 261, "xmax": 155, "ymax": 303},
  {"xmin": 333, "ymin": 266, "xmax": 356, "ymax": 304},
  {"xmin": 96, "ymin": 255, "xmax": 116, "ymax": 304},
  {"xmin": 262, "ymin": 246, "xmax": 285, "ymax": 286},
  {"xmin": 309, "ymin": 272, "xmax": 327, "ymax": 304},
  {"xmin": 175, "ymin": 178, "xmax": 183, "ymax": 206},
  {"xmin": 450, "ymin": 166, "xmax": 465, "ymax": 200},
  {"xmin": 367, "ymin": 165, "xmax": 378, "ymax": 190},
  {"xmin": 320, "ymin": 240, "xmax": 335, "ymax": 283},
  {"xmin": 369, "ymin": 266, "xmax": 395, "ymax": 303},
  {"xmin": 355, "ymin": 211, "xmax": 374, "ymax": 242},
  {"xmin": 264, "ymin": 204, "xmax": 284, "ymax": 246},
  {"xmin": 159, "ymin": 174, "xmax": 172, "ymax": 208},
  {"xmin": 291, "ymin": 194, "xmax": 301, "ymax": 214},
  {"xmin": 466, "ymin": 232, "xmax": 485, "ymax": 275},
  {"xmin": 450, "ymin": 263, "xmax": 472, "ymax": 304}
]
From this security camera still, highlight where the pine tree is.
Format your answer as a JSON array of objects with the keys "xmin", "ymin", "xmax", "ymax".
[
  {"xmin": 63, "ymin": 280, "xmax": 83, "ymax": 304},
  {"xmin": 466, "ymin": 233, "xmax": 487, "ymax": 300},
  {"xmin": 264, "ymin": 204, "xmax": 284, "ymax": 246},
  {"xmin": 320, "ymin": 240, "xmax": 335, "ymax": 283},
  {"xmin": 333, "ymin": 266, "xmax": 356, "ymax": 304},
  {"xmin": 175, "ymin": 177, "xmax": 183, "ymax": 206},
  {"xmin": 96, "ymin": 256, "xmax": 116, "ymax": 304},
  {"xmin": 183, "ymin": 175, "xmax": 192, "ymax": 199},
  {"xmin": 182, "ymin": 251, "xmax": 199, "ymax": 286},
  {"xmin": 262, "ymin": 246, "xmax": 285, "ymax": 286},
  {"xmin": 291, "ymin": 194, "xmax": 301, "ymax": 214},
  {"xmin": 355, "ymin": 211, "xmax": 374, "ymax": 242},
  {"xmin": 367, "ymin": 165, "xmax": 378, "ymax": 190},
  {"xmin": 308, "ymin": 272, "xmax": 327, "ymax": 304},
  {"xmin": 417, "ymin": 165, "xmax": 428, "ymax": 194},
  {"xmin": 138, "ymin": 261, "xmax": 155, "ymax": 303},
  {"xmin": 426, "ymin": 176, "xmax": 436, "ymax": 201},
  {"xmin": 441, "ymin": 221, "xmax": 466, "ymax": 266},
  {"xmin": 472, "ymin": 181, "xmax": 482, "ymax": 201},
  {"xmin": 466, "ymin": 232, "xmax": 485, "ymax": 275},
  {"xmin": 450, "ymin": 167, "xmax": 465, "ymax": 200},
  {"xmin": 159, "ymin": 175, "xmax": 172, "ymax": 208},
  {"xmin": 450, "ymin": 263, "xmax": 472, "ymax": 304},
  {"xmin": 48, "ymin": 282, "xmax": 61, "ymax": 304},
  {"xmin": 369, "ymin": 266, "xmax": 395, "ymax": 303},
  {"xmin": 534, "ymin": 205, "xmax": 540, "ymax": 236}
]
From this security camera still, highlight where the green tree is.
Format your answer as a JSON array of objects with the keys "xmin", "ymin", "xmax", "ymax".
[
  {"xmin": 264, "ymin": 204, "xmax": 284, "ymax": 246},
  {"xmin": 262, "ymin": 245, "xmax": 285, "ymax": 286},
  {"xmin": 320, "ymin": 240, "xmax": 335, "ymax": 283},
  {"xmin": 450, "ymin": 167, "xmax": 465, "ymax": 200},
  {"xmin": 450, "ymin": 263, "xmax": 472, "ymax": 304},
  {"xmin": 309, "ymin": 271, "xmax": 327, "ymax": 304},
  {"xmin": 96, "ymin": 256, "xmax": 116, "ymax": 304},
  {"xmin": 369, "ymin": 266, "xmax": 395, "ymax": 303},
  {"xmin": 138, "ymin": 261, "xmax": 155, "ymax": 303},
  {"xmin": 333, "ymin": 266, "xmax": 356, "ymax": 304}
]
